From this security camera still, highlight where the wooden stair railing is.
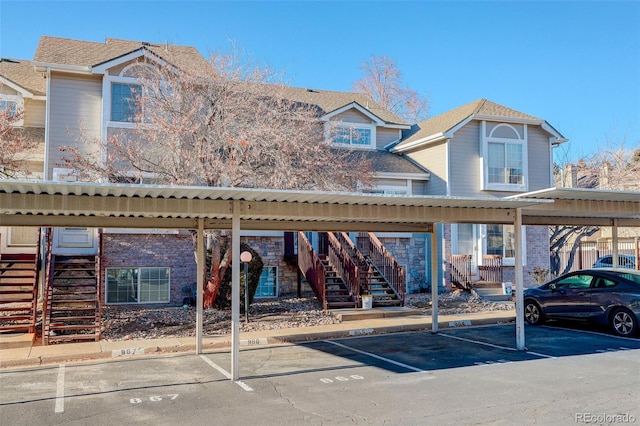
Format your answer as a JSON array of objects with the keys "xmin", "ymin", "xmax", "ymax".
[
  {"xmin": 479, "ymin": 255, "xmax": 503, "ymax": 283},
  {"xmin": 327, "ymin": 232, "xmax": 360, "ymax": 308},
  {"xmin": 450, "ymin": 254, "xmax": 472, "ymax": 290},
  {"xmin": 297, "ymin": 232, "xmax": 327, "ymax": 310},
  {"xmin": 357, "ymin": 232, "xmax": 406, "ymax": 303}
]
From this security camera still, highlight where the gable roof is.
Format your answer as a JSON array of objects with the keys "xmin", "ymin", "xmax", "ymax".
[
  {"xmin": 277, "ymin": 86, "xmax": 408, "ymax": 126},
  {"xmin": 0, "ymin": 58, "xmax": 46, "ymax": 97},
  {"xmin": 33, "ymin": 36, "xmax": 210, "ymax": 76},
  {"xmin": 392, "ymin": 99, "xmax": 566, "ymax": 152}
]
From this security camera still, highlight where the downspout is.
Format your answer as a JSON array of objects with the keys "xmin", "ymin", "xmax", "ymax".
[{"xmin": 43, "ymin": 66, "xmax": 51, "ymax": 179}]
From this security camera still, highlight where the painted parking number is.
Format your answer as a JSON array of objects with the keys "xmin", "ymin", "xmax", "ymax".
[
  {"xmin": 130, "ymin": 394, "xmax": 179, "ymax": 404},
  {"xmin": 320, "ymin": 375, "xmax": 364, "ymax": 384}
]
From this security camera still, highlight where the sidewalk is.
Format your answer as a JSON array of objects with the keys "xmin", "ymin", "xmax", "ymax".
[{"xmin": 0, "ymin": 308, "xmax": 515, "ymax": 369}]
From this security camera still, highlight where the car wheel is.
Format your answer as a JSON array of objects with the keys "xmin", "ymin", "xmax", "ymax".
[
  {"xmin": 524, "ymin": 300, "xmax": 543, "ymax": 325},
  {"xmin": 610, "ymin": 308, "xmax": 638, "ymax": 337}
]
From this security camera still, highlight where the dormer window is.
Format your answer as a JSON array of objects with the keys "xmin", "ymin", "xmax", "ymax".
[
  {"xmin": 482, "ymin": 122, "xmax": 528, "ymax": 191},
  {"xmin": 330, "ymin": 123, "xmax": 375, "ymax": 148}
]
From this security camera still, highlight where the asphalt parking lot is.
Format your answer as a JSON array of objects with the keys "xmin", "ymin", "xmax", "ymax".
[{"xmin": 2, "ymin": 324, "xmax": 639, "ymax": 425}]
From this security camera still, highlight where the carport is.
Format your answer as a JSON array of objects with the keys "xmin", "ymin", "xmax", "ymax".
[{"xmin": 1, "ymin": 180, "xmax": 639, "ymax": 381}]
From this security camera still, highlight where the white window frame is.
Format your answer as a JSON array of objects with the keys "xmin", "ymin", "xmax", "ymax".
[
  {"xmin": 0, "ymin": 94, "xmax": 23, "ymax": 126},
  {"xmin": 327, "ymin": 122, "xmax": 376, "ymax": 149},
  {"xmin": 103, "ymin": 63, "xmax": 155, "ymax": 130},
  {"xmin": 480, "ymin": 224, "xmax": 527, "ymax": 267},
  {"xmin": 481, "ymin": 122, "xmax": 528, "ymax": 192},
  {"xmin": 105, "ymin": 266, "xmax": 171, "ymax": 304}
]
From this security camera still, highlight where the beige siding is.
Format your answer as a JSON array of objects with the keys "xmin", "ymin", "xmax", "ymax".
[
  {"xmin": 333, "ymin": 109, "xmax": 372, "ymax": 124},
  {"xmin": 24, "ymin": 98, "xmax": 45, "ymax": 127},
  {"xmin": 411, "ymin": 180, "xmax": 427, "ymax": 195},
  {"xmin": 0, "ymin": 85, "xmax": 17, "ymax": 96},
  {"xmin": 448, "ymin": 121, "xmax": 482, "ymax": 197},
  {"xmin": 405, "ymin": 140, "xmax": 448, "ymax": 195},
  {"xmin": 376, "ymin": 128, "xmax": 399, "ymax": 149},
  {"xmin": 526, "ymin": 126, "xmax": 553, "ymax": 190},
  {"xmin": 47, "ymin": 72, "xmax": 102, "ymax": 179}
]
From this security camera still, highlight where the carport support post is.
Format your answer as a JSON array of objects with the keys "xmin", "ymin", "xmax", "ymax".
[
  {"xmin": 612, "ymin": 219, "xmax": 619, "ymax": 268},
  {"xmin": 231, "ymin": 207, "xmax": 241, "ymax": 381},
  {"xmin": 515, "ymin": 208, "xmax": 525, "ymax": 350},
  {"xmin": 431, "ymin": 223, "xmax": 439, "ymax": 333},
  {"xmin": 196, "ymin": 218, "xmax": 204, "ymax": 354}
]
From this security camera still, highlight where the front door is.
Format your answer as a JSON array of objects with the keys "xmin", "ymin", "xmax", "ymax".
[
  {"xmin": 456, "ymin": 224, "xmax": 480, "ymax": 278},
  {"xmin": 52, "ymin": 227, "xmax": 98, "ymax": 254}
]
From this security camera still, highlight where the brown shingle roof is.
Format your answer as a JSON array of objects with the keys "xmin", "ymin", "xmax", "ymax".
[
  {"xmin": 395, "ymin": 99, "xmax": 543, "ymax": 149},
  {"xmin": 0, "ymin": 58, "xmax": 46, "ymax": 96},
  {"xmin": 278, "ymin": 86, "xmax": 408, "ymax": 126},
  {"xmin": 33, "ymin": 36, "xmax": 210, "ymax": 76}
]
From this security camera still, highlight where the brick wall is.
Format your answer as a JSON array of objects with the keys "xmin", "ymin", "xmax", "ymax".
[{"xmin": 101, "ymin": 232, "xmax": 197, "ymax": 305}]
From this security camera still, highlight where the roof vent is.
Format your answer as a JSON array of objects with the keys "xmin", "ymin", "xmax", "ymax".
[
  {"xmin": 141, "ymin": 41, "xmax": 151, "ymax": 47},
  {"xmin": 306, "ymin": 88, "xmax": 319, "ymax": 93}
]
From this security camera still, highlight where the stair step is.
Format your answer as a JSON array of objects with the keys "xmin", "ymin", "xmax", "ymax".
[
  {"xmin": 0, "ymin": 314, "xmax": 33, "ymax": 321},
  {"xmin": 49, "ymin": 315, "xmax": 97, "ymax": 322},
  {"xmin": 47, "ymin": 334, "xmax": 99, "ymax": 343}
]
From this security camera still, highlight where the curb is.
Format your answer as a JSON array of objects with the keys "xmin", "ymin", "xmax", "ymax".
[{"xmin": 0, "ymin": 315, "xmax": 515, "ymax": 369}]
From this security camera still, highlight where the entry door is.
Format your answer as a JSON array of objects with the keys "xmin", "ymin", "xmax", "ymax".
[
  {"xmin": 52, "ymin": 227, "xmax": 97, "ymax": 254},
  {"xmin": 51, "ymin": 168, "xmax": 98, "ymax": 254},
  {"xmin": 456, "ymin": 224, "xmax": 480, "ymax": 277}
]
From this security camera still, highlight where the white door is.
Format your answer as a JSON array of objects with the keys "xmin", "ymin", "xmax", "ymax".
[
  {"xmin": 51, "ymin": 168, "xmax": 98, "ymax": 254},
  {"xmin": 455, "ymin": 224, "xmax": 480, "ymax": 278}
]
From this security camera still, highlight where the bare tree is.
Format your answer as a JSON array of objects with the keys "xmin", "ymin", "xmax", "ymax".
[
  {"xmin": 62, "ymin": 50, "xmax": 374, "ymax": 308},
  {"xmin": 550, "ymin": 138, "xmax": 640, "ymax": 274},
  {"xmin": 0, "ymin": 103, "xmax": 37, "ymax": 179},
  {"xmin": 352, "ymin": 55, "xmax": 429, "ymax": 123}
]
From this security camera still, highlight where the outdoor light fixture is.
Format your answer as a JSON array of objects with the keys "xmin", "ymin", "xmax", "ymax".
[{"xmin": 240, "ymin": 251, "xmax": 253, "ymax": 323}]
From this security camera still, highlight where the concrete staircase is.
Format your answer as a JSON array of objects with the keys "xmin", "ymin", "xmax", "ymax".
[{"xmin": 471, "ymin": 282, "xmax": 512, "ymax": 302}]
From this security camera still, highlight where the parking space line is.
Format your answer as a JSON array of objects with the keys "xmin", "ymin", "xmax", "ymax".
[
  {"xmin": 438, "ymin": 332, "xmax": 518, "ymax": 351},
  {"xmin": 323, "ymin": 340, "xmax": 427, "ymax": 373},
  {"xmin": 198, "ymin": 355, "xmax": 253, "ymax": 392},
  {"xmin": 55, "ymin": 365, "xmax": 65, "ymax": 413},
  {"xmin": 439, "ymin": 333, "xmax": 555, "ymax": 359}
]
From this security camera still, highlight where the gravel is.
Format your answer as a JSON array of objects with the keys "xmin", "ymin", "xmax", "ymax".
[{"xmin": 100, "ymin": 291, "xmax": 514, "ymax": 342}]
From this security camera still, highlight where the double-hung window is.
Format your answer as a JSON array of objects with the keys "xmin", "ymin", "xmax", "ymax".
[
  {"xmin": 482, "ymin": 122, "xmax": 527, "ymax": 191},
  {"xmin": 331, "ymin": 124, "xmax": 373, "ymax": 148}
]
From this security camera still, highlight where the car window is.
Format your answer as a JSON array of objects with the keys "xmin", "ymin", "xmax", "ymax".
[
  {"xmin": 592, "ymin": 277, "xmax": 616, "ymax": 289},
  {"xmin": 619, "ymin": 273, "xmax": 640, "ymax": 284},
  {"xmin": 556, "ymin": 274, "xmax": 593, "ymax": 289}
]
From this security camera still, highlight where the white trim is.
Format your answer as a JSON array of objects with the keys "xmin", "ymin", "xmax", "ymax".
[
  {"xmin": 327, "ymin": 121, "xmax": 377, "ymax": 149},
  {"xmin": 323, "ymin": 102, "xmax": 386, "ymax": 126},
  {"xmin": 375, "ymin": 172, "xmax": 430, "ymax": 180},
  {"xmin": 473, "ymin": 114, "xmax": 543, "ymax": 125},
  {"xmin": 541, "ymin": 121, "xmax": 568, "ymax": 143},
  {"xmin": 105, "ymin": 266, "xmax": 171, "ymax": 304},
  {"xmin": 0, "ymin": 76, "xmax": 35, "ymax": 98},
  {"xmin": 391, "ymin": 131, "xmax": 449, "ymax": 153},
  {"xmin": 43, "ymin": 67, "xmax": 51, "ymax": 179},
  {"xmin": 33, "ymin": 62, "xmax": 90, "ymax": 74},
  {"xmin": 445, "ymin": 138, "xmax": 451, "ymax": 196},
  {"xmin": 482, "ymin": 121, "xmax": 528, "ymax": 192},
  {"xmin": 0, "ymin": 93, "xmax": 23, "ymax": 126}
]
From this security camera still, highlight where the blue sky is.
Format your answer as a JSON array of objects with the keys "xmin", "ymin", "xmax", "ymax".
[{"xmin": 1, "ymin": 1, "xmax": 638, "ymax": 161}]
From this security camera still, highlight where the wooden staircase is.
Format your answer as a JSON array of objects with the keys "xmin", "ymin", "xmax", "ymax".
[
  {"xmin": 43, "ymin": 255, "xmax": 100, "ymax": 344},
  {"xmin": 321, "ymin": 256, "xmax": 358, "ymax": 309},
  {"xmin": 0, "ymin": 253, "xmax": 38, "ymax": 333},
  {"xmin": 366, "ymin": 258, "xmax": 403, "ymax": 307}
]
